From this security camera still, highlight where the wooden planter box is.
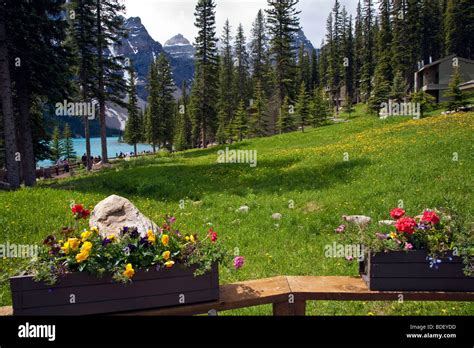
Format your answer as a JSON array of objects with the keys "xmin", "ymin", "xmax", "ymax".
[
  {"xmin": 359, "ymin": 250, "xmax": 474, "ymax": 291},
  {"xmin": 10, "ymin": 263, "xmax": 219, "ymax": 315}
]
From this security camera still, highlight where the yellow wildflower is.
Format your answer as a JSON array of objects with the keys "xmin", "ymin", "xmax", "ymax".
[
  {"xmin": 189, "ymin": 235, "xmax": 195, "ymax": 243},
  {"xmin": 162, "ymin": 250, "xmax": 170, "ymax": 260},
  {"xmin": 185, "ymin": 236, "xmax": 190, "ymax": 241},
  {"xmin": 161, "ymin": 234, "xmax": 169, "ymax": 246},
  {"xmin": 147, "ymin": 230, "xmax": 156, "ymax": 244},
  {"xmin": 91, "ymin": 226, "xmax": 99, "ymax": 234},
  {"xmin": 68, "ymin": 238, "xmax": 80, "ymax": 250},
  {"xmin": 123, "ymin": 263, "xmax": 135, "ymax": 279},
  {"xmin": 76, "ymin": 250, "xmax": 89, "ymax": 263},
  {"xmin": 81, "ymin": 230, "xmax": 92, "ymax": 241},
  {"xmin": 164, "ymin": 260, "xmax": 175, "ymax": 268},
  {"xmin": 389, "ymin": 232, "xmax": 397, "ymax": 240},
  {"xmin": 81, "ymin": 241, "xmax": 93, "ymax": 252},
  {"xmin": 61, "ymin": 241, "xmax": 70, "ymax": 254}
]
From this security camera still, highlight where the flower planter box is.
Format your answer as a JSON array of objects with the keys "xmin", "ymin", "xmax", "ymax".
[
  {"xmin": 10, "ymin": 263, "xmax": 219, "ymax": 315},
  {"xmin": 359, "ymin": 250, "xmax": 474, "ymax": 291}
]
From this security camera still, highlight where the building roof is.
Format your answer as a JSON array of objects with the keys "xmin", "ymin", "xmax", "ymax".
[
  {"xmin": 459, "ymin": 80, "xmax": 474, "ymax": 90},
  {"xmin": 416, "ymin": 55, "xmax": 474, "ymax": 73}
]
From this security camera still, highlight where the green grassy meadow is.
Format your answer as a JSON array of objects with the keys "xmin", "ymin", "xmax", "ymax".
[{"xmin": 0, "ymin": 108, "xmax": 473, "ymax": 315}]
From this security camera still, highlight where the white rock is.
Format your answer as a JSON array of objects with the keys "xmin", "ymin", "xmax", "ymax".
[
  {"xmin": 237, "ymin": 205, "xmax": 249, "ymax": 213},
  {"xmin": 342, "ymin": 215, "xmax": 372, "ymax": 228},
  {"xmin": 89, "ymin": 195, "xmax": 158, "ymax": 238},
  {"xmin": 272, "ymin": 213, "xmax": 282, "ymax": 220},
  {"xmin": 378, "ymin": 220, "xmax": 396, "ymax": 226}
]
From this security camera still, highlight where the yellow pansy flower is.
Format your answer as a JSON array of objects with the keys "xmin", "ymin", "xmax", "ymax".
[
  {"xmin": 76, "ymin": 250, "xmax": 89, "ymax": 263},
  {"xmin": 91, "ymin": 226, "xmax": 99, "ymax": 234},
  {"xmin": 61, "ymin": 241, "xmax": 70, "ymax": 254},
  {"xmin": 81, "ymin": 241, "xmax": 93, "ymax": 252},
  {"xmin": 123, "ymin": 263, "xmax": 135, "ymax": 279},
  {"xmin": 185, "ymin": 236, "xmax": 190, "ymax": 241},
  {"xmin": 68, "ymin": 238, "xmax": 80, "ymax": 250},
  {"xmin": 108, "ymin": 234, "xmax": 116, "ymax": 241},
  {"xmin": 189, "ymin": 235, "xmax": 195, "ymax": 243},
  {"xmin": 161, "ymin": 234, "xmax": 169, "ymax": 246},
  {"xmin": 162, "ymin": 250, "xmax": 170, "ymax": 260},
  {"xmin": 389, "ymin": 232, "xmax": 397, "ymax": 240},
  {"xmin": 164, "ymin": 260, "xmax": 175, "ymax": 268},
  {"xmin": 81, "ymin": 230, "xmax": 92, "ymax": 241},
  {"xmin": 147, "ymin": 230, "xmax": 156, "ymax": 244}
]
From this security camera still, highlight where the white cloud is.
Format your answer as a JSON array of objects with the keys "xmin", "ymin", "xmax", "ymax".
[{"xmin": 123, "ymin": 0, "xmax": 359, "ymax": 47}]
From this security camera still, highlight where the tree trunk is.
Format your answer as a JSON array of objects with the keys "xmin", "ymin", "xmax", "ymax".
[
  {"xmin": 96, "ymin": 0, "xmax": 108, "ymax": 163},
  {"xmin": 16, "ymin": 69, "xmax": 36, "ymax": 186},
  {"xmin": 0, "ymin": 4, "xmax": 20, "ymax": 189},
  {"xmin": 134, "ymin": 143, "xmax": 137, "ymax": 157},
  {"xmin": 83, "ymin": 115, "xmax": 92, "ymax": 170}
]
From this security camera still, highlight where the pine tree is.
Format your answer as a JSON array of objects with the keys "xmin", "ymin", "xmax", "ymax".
[
  {"xmin": 368, "ymin": 71, "xmax": 391, "ymax": 114},
  {"xmin": 422, "ymin": 0, "xmax": 443, "ymax": 63},
  {"xmin": 410, "ymin": 90, "xmax": 434, "ymax": 118},
  {"xmin": 390, "ymin": 70, "xmax": 409, "ymax": 103},
  {"xmin": 277, "ymin": 96, "xmax": 295, "ymax": 133},
  {"xmin": 266, "ymin": 0, "xmax": 301, "ymax": 102},
  {"xmin": 249, "ymin": 80, "xmax": 269, "ymax": 137},
  {"xmin": 360, "ymin": 0, "xmax": 375, "ymax": 102},
  {"xmin": 375, "ymin": 0, "xmax": 392, "ymax": 84},
  {"xmin": 311, "ymin": 87, "xmax": 330, "ymax": 127},
  {"xmin": 444, "ymin": 0, "xmax": 474, "ymax": 59},
  {"xmin": 124, "ymin": 65, "xmax": 142, "ymax": 156},
  {"xmin": 391, "ymin": 0, "xmax": 410, "ymax": 82},
  {"xmin": 405, "ymin": 0, "xmax": 423, "ymax": 87},
  {"xmin": 6, "ymin": 0, "xmax": 74, "ymax": 186},
  {"xmin": 50, "ymin": 126, "xmax": 64, "ymax": 162},
  {"xmin": 231, "ymin": 100, "xmax": 248, "ymax": 141},
  {"xmin": 95, "ymin": 0, "xmax": 127, "ymax": 163},
  {"xmin": 327, "ymin": 0, "xmax": 344, "ymax": 109},
  {"xmin": 177, "ymin": 80, "xmax": 191, "ymax": 148},
  {"xmin": 190, "ymin": 0, "xmax": 219, "ymax": 148},
  {"xmin": 310, "ymin": 48, "xmax": 319, "ymax": 91},
  {"xmin": 234, "ymin": 23, "xmax": 251, "ymax": 105},
  {"xmin": 145, "ymin": 59, "xmax": 160, "ymax": 152},
  {"xmin": 69, "ymin": 0, "xmax": 97, "ymax": 171},
  {"xmin": 0, "ymin": 2, "xmax": 20, "ymax": 188},
  {"xmin": 295, "ymin": 82, "xmax": 310, "ymax": 132},
  {"xmin": 174, "ymin": 106, "xmax": 187, "ymax": 151},
  {"xmin": 353, "ymin": 1, "xmax": 364, "ymax": 102},
  {"xmin": 250, "ymin": 9, "xmax": 271, "ymax": 94},
  {"xmin": 296, "ymin": 43, "xmax": 311, "ymax": 95},
  {"xmin": 343, "ymin": 14, "xmax": 355, "ymax": 104},
  {"xmin": 62, "ymin": 124, "xmax": 76, "ymax": 161},
  {"xmin": 444, "ymin": 67, "xmax": 468, "ymax": 111},
  {"xmin": 216, "ymin": 20, "xmax": 235, "ymax": 144},
  {"xmin": 156, "ymin": 53, "xmax": 175, "ymax": 150}
]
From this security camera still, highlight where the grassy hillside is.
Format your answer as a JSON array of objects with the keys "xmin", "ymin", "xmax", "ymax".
[{"xmin": 0, "ymin": 111, "xmax": 473, "ymax": 315}]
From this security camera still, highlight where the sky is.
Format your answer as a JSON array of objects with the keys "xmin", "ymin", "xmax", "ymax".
[{"xmin": 123, "ymin": 0, "xmax": 358, "ymax": 48}]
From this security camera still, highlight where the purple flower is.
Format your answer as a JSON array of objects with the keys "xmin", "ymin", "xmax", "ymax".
[
  {"xmin": 233, "ymin": 256, "xmax": 245, "ymax": 269},
  {"xmin": 375, "ymin": 232, "xmax": 388, "ymax": 240},
  {"xmin": 404, "ymin": 243, "xmax": 413, "ymax": 250},
  {"xmin": 168, "ymin": 216, "xmax": 176, "ymax": 224},
  {"xmin": 345, "ymin": 255, "xmax": 353, "ymax": 261},
  {"xmin": 129, "ymin": 228, "xmax": 139, "ymax": 239},
  {"xmin": 334, "ymin": 224, "xmax": 346, "ymax": 233},
  {"xmin": 102, "ymin": 238, "xmax": 112, "ymax": 246},
  {"xmin": 174, "ymin": 229, "xmax": 182, "ymax": 237},
  {"xmin": 123, "ymin": 226, "xmax": 129, "ymax": 233},
  {"xmin": 139, "ymin": 237, "xmax": 150, "ymax": 247},
  {"xmin": 416, "ymin": 223, "xmax": 430, "ymax": 231},
  {"xmin": 127, "ymin": 243, "xmax": 137, "ymax": 252}
]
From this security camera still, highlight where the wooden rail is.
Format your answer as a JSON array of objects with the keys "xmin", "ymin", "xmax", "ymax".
[{"xmin": 1, "ymin": 276, "xmax": 472, "ymax": 316}]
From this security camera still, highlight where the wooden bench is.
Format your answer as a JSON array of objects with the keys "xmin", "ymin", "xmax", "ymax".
[{"xmin": 1, "ymin": 276, "xmax": 472, "ymax": 316}]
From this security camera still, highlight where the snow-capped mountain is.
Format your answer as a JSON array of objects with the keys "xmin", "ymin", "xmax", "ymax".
[
  {"xmin": 294, "ymin": 29, "xmax": 317, "ymax": 56},
  {"xmin": 164, "ymin": 34, "xmax": 195, "ymax": 60}
]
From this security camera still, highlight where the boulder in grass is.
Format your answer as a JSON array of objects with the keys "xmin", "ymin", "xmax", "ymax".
[
  {"xmin": 342, "ymin": 215, "xmax": 372, "ymax": 229},
  {"xmin": 89, "ymin": 195, "xmax": 158, "ymax": 238},
  {"xmin": 272, "ymin": 213, "xmax": 282, "ymax": 220},
  {"xmin": 378, "ymin": 220, "xmax": 396, "ymax": 226},
  {"xmin": 237, "ymin": 205, "xmax": 249, "ymax": 213}
]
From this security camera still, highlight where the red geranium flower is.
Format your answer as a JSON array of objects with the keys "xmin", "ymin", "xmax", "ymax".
[
  {"xmin": 394, "ymin": 217, "xmax": 417, "ymax": 234},
  {"xmin": 389, "ymin": 208, "xmax": 405, "ymax": 219},
  {"xmin": 208, "ymin": 228, "xmax": 218, "ymax": 242},
  {"xmin": 71, "ymin": 204, "xmax": 90, "ymax": 219},
  {"xmin": 421, "ymin": 211, "xmax": 440, "ymax": 225}
]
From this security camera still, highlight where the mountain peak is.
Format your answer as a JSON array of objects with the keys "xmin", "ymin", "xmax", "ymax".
[
  {"xmin": 126, "ymin": 16, "xmax": 142, "ymax": 26},
  {"xmin": 165, "ymin": 34, "xmax": 191, "ymax": 47}
]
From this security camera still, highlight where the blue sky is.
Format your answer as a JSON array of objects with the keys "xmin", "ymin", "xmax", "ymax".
[{"xmin": 123, "ymin": 0, "xmax": 359, "ymax": 48}]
